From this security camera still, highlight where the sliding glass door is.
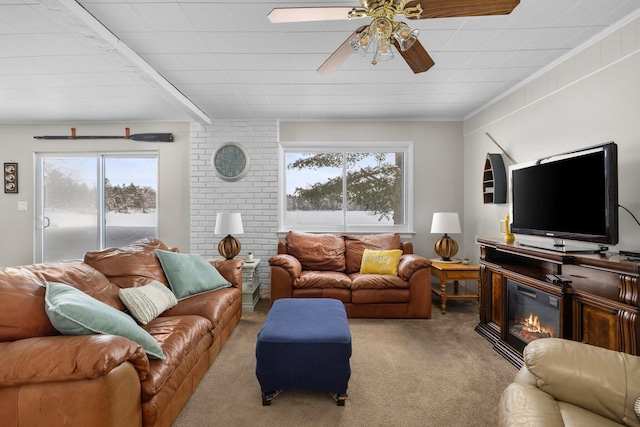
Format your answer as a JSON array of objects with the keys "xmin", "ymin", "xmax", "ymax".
[{"xmin": 36, "ymin": 153, "xmax": 157, "ymax": 263}]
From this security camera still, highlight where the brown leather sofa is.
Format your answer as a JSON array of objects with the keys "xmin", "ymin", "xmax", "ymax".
[
  {"xmin": 269, "ymin": 232, "xmax": 432, "ymax": 318},
  {"xmin": 498, "ymin": 338, "xmax": 640, "ymax": 427},
  {"xmin": 0, "ymin": 238, "xmax": 242, "ymax": 427}
]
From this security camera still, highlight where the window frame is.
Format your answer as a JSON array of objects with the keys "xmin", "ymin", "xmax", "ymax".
[
  {"xmin": 278, "ymin": 141, "xmax": 414, "ymax": 234},
  {"xmin": 35, "ymin": 151, "xmax": 158, "ymax": 263}
]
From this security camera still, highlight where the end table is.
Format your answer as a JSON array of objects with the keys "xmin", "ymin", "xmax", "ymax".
[
  {"xmin": 241, "ymin": 258, "xmax": 261, "ymax": 312},
  {"xmin": 430, "ymin": 261, "xmax": 480, "ymax": 314}
]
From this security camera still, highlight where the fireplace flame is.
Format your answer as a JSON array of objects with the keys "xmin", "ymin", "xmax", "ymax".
[{"xmin": 519, "ymin": 313, "xmax": 554, "ymax": 341}]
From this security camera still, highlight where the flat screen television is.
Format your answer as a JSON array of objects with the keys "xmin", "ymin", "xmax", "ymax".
[{"xmin": 510, "ymin": 142, "xmax": 618, "ymax": 252}]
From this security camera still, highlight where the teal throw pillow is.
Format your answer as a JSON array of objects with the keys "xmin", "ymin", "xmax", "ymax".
[
  {"xmin": 155, "ymin": 249, "xmax": 231, "ymax": 300},
  {"xmin": 44, "ymin": 281, "xmax": 165, "ymax": 360}
]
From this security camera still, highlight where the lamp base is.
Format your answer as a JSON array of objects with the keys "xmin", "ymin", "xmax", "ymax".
[
  {"xmin": 430, "ymin": 257, "xmax": 462, "ymax": 264},
  {"xmin": 434, "ymin": 234, "xmax": 459, "ymax": 261},
  {"xmin": 218, "ymin": 235, "xmax": 241, "ymax": 260}
]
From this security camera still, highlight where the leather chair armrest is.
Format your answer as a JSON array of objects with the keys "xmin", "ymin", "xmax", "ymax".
[
  {"xmin": 523, "ymin": 338, "xmax": 640, "ymax": 424},
  {"xmin": 210, "ymin": 258, "xmax": 244, "ymax": 288},
  {"xmin": 268, "ymin": 254, "xmax": 302, "ymax": 280},
  {"xmin": 0, "ymin": 335, "xmax": 150, "ymax": 386},
  {"xmin": 497, "ymin": 382, "xmax": 565, "ymax": 427},
  {"xmin": 397, "ymin": 254, "xmax": 431, "ymax": 281},
  {"xmin": 513, "ymin": 365, "xmax": 537, "ymax": 386}
]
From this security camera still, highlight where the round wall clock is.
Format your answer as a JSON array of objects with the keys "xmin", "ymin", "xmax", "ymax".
[{"xmin": 212, "ymin": 142, "xmax": 250, "ymax": 182}]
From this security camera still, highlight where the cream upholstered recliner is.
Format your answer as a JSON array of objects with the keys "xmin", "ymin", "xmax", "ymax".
[{"xmin": 498, "ymin": 338, "xmax": 640, "ymax": 427}]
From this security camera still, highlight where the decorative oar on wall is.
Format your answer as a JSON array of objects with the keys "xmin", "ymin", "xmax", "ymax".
[{"xmin": 34, "ymin": 128, "xmax": 174, "ymax": 142}]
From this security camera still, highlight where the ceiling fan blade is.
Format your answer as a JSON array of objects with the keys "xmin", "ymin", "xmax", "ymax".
[
  {"xmin": 268, "ymin": 7, "xmax": 357, "ymax": 23},
  {"xmin": 405, "ymin": 0, "xmax": 520, "ymax": 19},
  {"xmin": 392, "ymin": 39, "xmax": 435, "ymax": 74},
  {"xmin": 317, "ymin": 26, "xmax": 367, "ymax": 75}
]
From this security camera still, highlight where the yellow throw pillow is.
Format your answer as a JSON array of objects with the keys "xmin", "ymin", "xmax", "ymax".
[{"xmin": 359, "ymin": 249, "xmax": 403, "ymax": 275}]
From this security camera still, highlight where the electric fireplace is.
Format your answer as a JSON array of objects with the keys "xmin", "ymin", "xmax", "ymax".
[{"xmin": 506, "ymin": 279, "xmax": 560, "ymax": 353}]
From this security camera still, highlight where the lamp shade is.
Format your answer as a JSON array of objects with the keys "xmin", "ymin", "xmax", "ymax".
[
  {"xmin": 214, "ymin": 213, "xmax": 244, "ymax": 236},
  {"xmin": 430, "ymin": 212, "xmax": 461, "ymax": 234}
]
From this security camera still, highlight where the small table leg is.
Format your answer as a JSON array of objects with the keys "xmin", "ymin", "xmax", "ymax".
[{"xmin": 440, "ymin": 281, "xmax": 447, "ymax": 314}]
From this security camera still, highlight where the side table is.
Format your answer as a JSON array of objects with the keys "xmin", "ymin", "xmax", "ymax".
[
  {"xmin": 242, "ymin": 258, "xmax": 261, "ymax": 312},
  {"xmin": 430, "ymin": 261, "xmax": 480, "ymax": 314}
]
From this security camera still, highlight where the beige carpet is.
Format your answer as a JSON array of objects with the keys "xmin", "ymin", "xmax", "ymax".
[{"xmin": 173, "ymin": 298, "xmax": 516, "ymax": 427}]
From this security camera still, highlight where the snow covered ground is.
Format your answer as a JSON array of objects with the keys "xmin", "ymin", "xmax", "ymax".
[{"xmin": 46, "ymin": 210, "xmax": 156, "ymax": 228}]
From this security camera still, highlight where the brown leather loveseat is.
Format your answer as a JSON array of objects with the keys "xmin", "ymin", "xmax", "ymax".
[
  {"xmin": 269, "ymin": 232, "xmax": 432, "ymax": 318},
  {"xmin": 0, "ymin": 238, "xmax": 242, "ymax": 427}
]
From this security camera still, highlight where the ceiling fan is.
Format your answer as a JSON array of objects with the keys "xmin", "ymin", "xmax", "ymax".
[{"xmin": 268, "ymin": 0, "xmax": 520, "ymax": 74}]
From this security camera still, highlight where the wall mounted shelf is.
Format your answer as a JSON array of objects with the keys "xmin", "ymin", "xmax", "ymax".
[{"xmin": 482, "ymin": 153, "xmax": 506, "ymax": 204}]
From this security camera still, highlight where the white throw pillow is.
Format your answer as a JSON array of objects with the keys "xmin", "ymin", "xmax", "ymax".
[{"xmin": 119, "ymin": 280, "xmax": 178, "ymax": 325}]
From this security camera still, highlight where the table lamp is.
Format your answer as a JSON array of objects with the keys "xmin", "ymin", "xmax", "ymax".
[
  {"xmin": 214, "ymin": 213, "xmax": 244, "ymax": 259},
  {"xmin": 431, "ymin": 212, "xmax": 462, "ymax": 262}
]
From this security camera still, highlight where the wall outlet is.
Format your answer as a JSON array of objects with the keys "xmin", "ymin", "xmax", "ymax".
[{"xmin": 17, "ymin": 201, "xmax": 27, "ymax": 211}]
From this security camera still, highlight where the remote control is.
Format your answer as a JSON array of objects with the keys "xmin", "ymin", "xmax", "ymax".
[{"xmin": 555, "ymin": 274, "xmax": 572, "ymax": 283}]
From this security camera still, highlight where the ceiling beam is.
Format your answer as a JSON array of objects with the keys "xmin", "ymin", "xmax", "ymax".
[{"xmin": 42, "ymin": 0, "xmax": 212, "ymax": 125}]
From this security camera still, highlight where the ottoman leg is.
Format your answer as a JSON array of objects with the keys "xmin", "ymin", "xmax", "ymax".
[
  {"xmin": 262, "ymin": 390, "xmax": 280, "ymax": 406},
  {"xmin": 331, "ymin": 393, "xmax": 347, "ymax": 406}
]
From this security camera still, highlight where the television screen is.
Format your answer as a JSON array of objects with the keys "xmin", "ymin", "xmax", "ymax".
[{"xmin": 510, "ymin": 142, "xmax": 618, "ymax": 248}]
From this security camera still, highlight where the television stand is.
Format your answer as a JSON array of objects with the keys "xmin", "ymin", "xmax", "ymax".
[{"xmin": 476, "ymin": 237, "xmax": 640, "ymax": 368}]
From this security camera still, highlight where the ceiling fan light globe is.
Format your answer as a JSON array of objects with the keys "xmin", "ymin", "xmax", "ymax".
[
  {"xmin": 393, "ymin": 23, "xmax": 419, "ymax": 51},
  {"xmin": 350, "ymin": 32, "xmax": 371, "ymax": 56},
  {"xmin": 369, "ymin": 17, "xmax": 393, "ymax": 44},
  {"xmin": 376, "ymin": 42, "xmax": 394, "ymax": 61}
]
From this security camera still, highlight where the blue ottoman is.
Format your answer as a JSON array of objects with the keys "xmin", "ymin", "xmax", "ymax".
[{"xmin": 256, "ymin": 298, "xmax": 352, "ymax": 406}]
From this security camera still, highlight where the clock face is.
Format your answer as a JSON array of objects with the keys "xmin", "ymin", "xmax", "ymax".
[{"xmin": 212, "ymin": 143, "xmax": 250, "ymax": 181}]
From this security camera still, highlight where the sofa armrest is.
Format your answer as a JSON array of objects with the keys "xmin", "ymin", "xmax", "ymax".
[
  {"xmin": 513, "ymin": 365, "xmax": 538, "ymax": 386},
  {"xmin": 523, "ymin": 338, "xmax": 640, "ymax": 424},
  {"xmin": 210, "ymin": 258, "xmax": 244, "ymax": 288},
  {"xmin": 497, "ymin": 382, "xmax": 565, "ymax": 427},
  {"xmin": 268, "ymin": 254, "xmax": 302, "ymax": 304},
  {"xmin": 397, "ymin": 254, "xmax": 431, "ymax": 281},
  {"xmin": 268, "ymin": 254, "xmax": 302, "ymax": 280},
  {"xmin": 0, "ymin": 335, "xmax": 150, "ymax": 386}
]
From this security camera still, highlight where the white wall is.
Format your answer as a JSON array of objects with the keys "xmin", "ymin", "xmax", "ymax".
[
  {"xmin": 190, "ymin": 120, "xmax": 279, "ymax": 291},
  {"xmin": 463, "ymin": 17, "xmax": 640, "ymax": 257},
  {"xmin": 279, "ymin": 121, "xmax": 465, "ymax": 258},
  {"xmin": 0, "ymin": 122, "xmax": 191, "ymax": 267}
]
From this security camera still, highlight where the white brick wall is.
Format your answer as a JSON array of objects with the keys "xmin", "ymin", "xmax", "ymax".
[{"xmin": 190, "ymin": 120, "xmax": 279, "ymax": 294}]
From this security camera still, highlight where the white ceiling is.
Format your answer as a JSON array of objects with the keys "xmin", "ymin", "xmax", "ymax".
[{"xmin": 1, "ymin": 0, "xmax": 640, "ymax": 124}]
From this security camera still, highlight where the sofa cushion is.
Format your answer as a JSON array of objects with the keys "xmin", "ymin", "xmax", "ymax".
[
  {"xmin": 139, "ymin": 315, "xmax": 213, "ymax": 401},
  {"xmin": 360, "ymin": 249, "xmax": 402, "ymax": 275},
  {"xmin": 0, "ymin": 261, "xmax": 120, "ymax": 342},
  {"xmin": 295, "ymin": 271, "xmax": 352, "ymax": 289},
  {"xmin": 44, "ymin": 281, "xmax": 165, "ymax": 360},
  {"xmin": 351, "ymin": 272, "xmax": 409, "ymax": 290},
  {"xmin": 0, "ymin": 266, "xmax": 58, "ymax": 341},
  {"xmin": 344, "ymin": 233, "xmax": 402, "ymax": 274},
  {"xmin": 119, "ymin": 280, "xmax": 178, "ymax": 325},
  {"xmin": 162, "ymin": 287, "xmax": 240, "ymax": 328},
  {"xmin": 84, "ymin": 238, "xmax": 176, "ymax": 289},
  {"xmin": 155, "ymin": 250, "xmax": 231, "ymax": 300},
  {"xmin": 286, "ymin": 231, "xmax": 346, "ymax": 271}
]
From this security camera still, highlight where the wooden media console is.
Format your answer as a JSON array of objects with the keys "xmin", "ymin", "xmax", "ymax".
[{"xmin": 476, "ymin": 237, "xmax": 640, "ymax": 367}]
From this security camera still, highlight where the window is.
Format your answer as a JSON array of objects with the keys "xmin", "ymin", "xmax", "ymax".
[
  {"xmin": 279, "ymin": 141, "xmax": 413, "ymax": 233},
  {"xmin": 36, "ymin": 153, "xmax": 158, "ymax": 262}
]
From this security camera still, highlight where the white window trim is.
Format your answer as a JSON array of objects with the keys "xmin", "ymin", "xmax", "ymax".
[
  {"xmin": 278, "ymin": 141, "xmax": 414, "ymax": 235},
  {"xmin": 35, "ymin": 151, "xmax": 158, "ymax": 263}
]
